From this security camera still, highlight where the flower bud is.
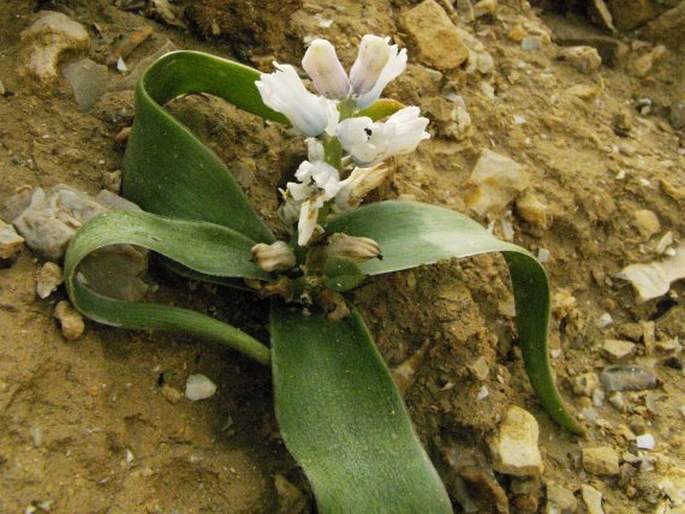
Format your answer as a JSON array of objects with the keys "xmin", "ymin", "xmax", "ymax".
[
  {"xmin": 349, "ymin": 35, "xmax": 407, "ymax": 108},
  {"xmin": 251, "ymin": 241, "xmax": 296, "ymax": 272},
  {"xmin": 327, "ymin": 233, "xmax": 382, "ymax": 263},
  {"xmin": 302, "ymin": 39, "xmax": 350, "ymax": 100}
]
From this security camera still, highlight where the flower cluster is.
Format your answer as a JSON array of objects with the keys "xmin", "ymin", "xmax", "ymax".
[{"xmin": 255, "ymin": 35, "xmax": 430, "ymax": 247}]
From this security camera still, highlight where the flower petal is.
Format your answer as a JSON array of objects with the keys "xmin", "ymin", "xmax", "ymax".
[
  {"xmin": 255, "ymin": 63, "xmax": 330, "ymax": 136},
  {"xmin": 350, "ymin": 36, "xmax": 407, "ymax": 108},
  {"xmin": 297, "ymin": 198, "xmax": 322, "ymax": 246},
  {"xmin": 302, "ymin": 39, "xmax": 350, "ymax": 100}
]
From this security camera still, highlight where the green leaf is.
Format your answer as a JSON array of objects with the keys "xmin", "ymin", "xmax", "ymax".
[
  {"xmin": 123, "ymin": 51, "xmax": 285, "ymax": 242},
  {"xmin": 64, "ymin": 210, "xmax": 271, "ymax": 365},
  {"xmin": 357, "ymin": 98, "xmax": 405, "ymax": 121},
  {"xmin": 323, "ymin": 256, "xmax": 365, "ymax": 292},
  {"xmin": 326, "ymin": 201, "xmax": 584, "ymax": 435},
  {"xmin": 271, "ymin": 302, "xmax": 453, "ymax": 514}
]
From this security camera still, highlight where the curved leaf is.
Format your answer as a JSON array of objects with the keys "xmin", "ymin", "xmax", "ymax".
[
  {"xmin": 271, "ymin": 302, "xmax": 452, "ymax": 514},
  {"xmin": 64, "ymin": 211, "xmax": 271, "ymax": 365},
  {"xmin": 326, "ymin": 201, "xmax": 584, "ymax": 435},
  {"xmin": 123, "ymin": 51, "xmax": 283, "ymax": 242}
]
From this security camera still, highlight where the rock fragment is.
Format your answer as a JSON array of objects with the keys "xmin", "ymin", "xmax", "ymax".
[
  {"xmin": 616, "ymin": 246, "xmax": 685, "ymax": 303},
  {"xmin": 573, "ymin": 372, "xmax": 599, "ymax": 397},
  {"xmin": 402, "ymin": 0, "xmax": 469, "ymax": 71},
  {"xmin": 633, "ymin": 209, "xmax": 660, "ymax": 239},
  {"xmin": 581, "ymin": 484, "xmax": 604, "ymax": 514},
  {"xmin": 7, "ymin": 184, "xmax": 140, "ymax": 260},
  {"xmin": 54, "ymin": 300, "xmax": 85, "ymax": 340},
  {"xmin": 602, "ymin": 339, "xmax": 637, "ymax": 361},
  {"xmin": 605, "ymin": 0, "xmax": 663, "ymax": 30},
  {"xmin": 636, "ymin": 433, "xmax": 656, "ymax": 450},
  {"xmin": 600, "ymin": 364, "xmax": 658, "ymax": 391},
  {"xmin": 488, "ymin": 405, "xmax": 544, "ymax": 476},
  {"xmin": 185, "ymin": 373, "xmax": 217, "ymax": 401},
  {"xmin": 36, "ymin": 262, "xmax": 63, "ymax": 299},
  {"xmin": 630, "ymin": 45, "xmax": 667, "ymax": 78},
  {"xmin": 582, "ymin": 446, "xmax": 620, "ymax": 476},
  {"xmin": 18, "ymin": 11, "xmax": 90, "ymax": 82},
  {"xmin": 465, "ymin": 150, "xmax": 529, "ymax": 217},
  {"xmin": 160, "ymin": 384, "xmax": 183, "ymax": 404},
  {"xmin": 643, "ymin": 2, "xmax": 685, "ymax": 47},
  {"xmin": 62, "ymin": 59, "xmax": 109, "ymax": 111},
  {"xmin": 545, "ymin": 482, "xmax": 577, "ymax": 514},
  {"xmin": 557, "ymin": 46, "xmax": 602, "ymax": 73},
  {"xmin": 515, "ymin": 191, "xmax": 548, "ymax": 230},
  {"xmin": 473, "ymin": 0, "xmax": 497, "ymax": 18},
  {"xmin": 0, "ymin": 219, "xmax": 24, "ymax": 259}
]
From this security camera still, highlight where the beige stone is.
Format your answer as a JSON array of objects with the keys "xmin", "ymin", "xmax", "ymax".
[
  {"xmin": 545, "ymin": 482, "xmax": 577, "ymax": 514},
  {"xmin": 464, "ymin": 150, "xmax": 529, "ymax": 217},
  {"xmin": 515, "ymin": 191, "xmax": 548, "ymax": 230},
  {"xmin": 18, "ymin": 11, "xmax": 90, "ymax": 82},
  {"xmin": 582, "ymin": 446, "xmax": 620, "ymax": 476},
  {"xmin": 36, "ymin": 261, "xmax": 63, "ymax": 299},
  {"xmin": 54, "ymin": 300, "xmax": 85, "ymax": 340},
  {"xmin": 0, "ymin": 219, "xmax": 24, "ymax": 259},
  {"xmin": 557, "ymin": 46, "xmax": 602, "ymax": 73},
  {"xmin": 489, "ymin": 405, "xmax": 544, "ymax": 476},
  {"xmin": 581, "ymin": 484, "xmax": 604, "ymax": 514},
  {"xmin": 634, "ymin": 210, "xmax": 661, "ymax": 239},
  {"xmin": 602, "ymin": 339, "xmax": 637, "ymax": 361},
  {"xmin": 402, "ymin": 0, "xmax": 469, "ymax": 71}
]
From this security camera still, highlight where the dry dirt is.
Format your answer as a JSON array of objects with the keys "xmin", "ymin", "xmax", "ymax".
[{"xmin": 0, "ymin": 0, "xmax": 684, "ymax": 513}]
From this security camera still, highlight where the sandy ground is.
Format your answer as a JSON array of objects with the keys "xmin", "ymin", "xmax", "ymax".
[{"xmin": 0, "ymin": 0, "xmax": 684, "ymax": 512}]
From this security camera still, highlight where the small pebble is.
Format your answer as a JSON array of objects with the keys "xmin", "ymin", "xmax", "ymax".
[
  {"xmin": 596, "ymin": 312, "xmax": 613, "ymax": 328},
  {"xmin": 54, "ymin": 300, "xmax": 85, "ymax": 340},
  {"xmin": 521, "ymin": 36, "xmax": 542, "ymax": 50},
  {"xmin": 573, "ymin": 372, "xmax": 599, "ymax": 397},
  {"xmin": 477, "ymin": 385, "xmax": 489, "ymax": 400},
  {"xmin": 160, "ymin": 384, "xmax": 183, "ymax": 404},
  {"xmin": 36, "ymin": 262, "xmax": 63, "ymax": 299},
  {"xmin": 599, "ymin": 365, "xmax": 658, "ymax": 392},
  {"xmin": 29, "ymin": 426, "xmax": 43, "ymax": 447},
  {"xmin": 545, "ymin": 482, "xmax": 577, "ymax": 514},
  {"xmin": 602, "ymin": 339, "xmax": 636, "ymax": 361},
  {"xmin": 468, "ymin": 356, "xmax": 490, "ymax": 380},
  {"xmin": 582, "ymin": 446, "xmax": 619, "ymax": 476},
  {"xmin": 581, "ymin": 484, "xmax": 604, "ymax": 514},
  {"xmin": 185, "ymin": 373, "xmax": 217, "ymax": 401},
  {"xmin": 0, "ymin": 219, "xmax": 25, "ymax": 259},
  {"xmin": 636, "ymin": 433, "xmax": 655, "ymax": 450},
  {"xmin": 537, "ymin": 248, "xmax": 550, "ymax": 263}
]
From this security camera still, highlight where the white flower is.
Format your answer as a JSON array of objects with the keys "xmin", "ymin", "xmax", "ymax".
[
  {"xmin": 335, "ymin": 163, "xmax": 390, "ymax": 210},
  {"xmin": 298, "ymin": 196, "xmax": 324, "ymax": 246},
  {"xmin": 336, "ymin": 106, "xmax": 430, "ymax": 166},
  {"xmin": 256, "ymin": 63, "xmax": 331, "ymax": 136},
  {"xmin": 294, "ymin": 160, "xmax": 341, "ymax": 200},
  {"xmin": 302, "ymin": 39, "xmax": 350, "ymax": 100},
  {"xmin": 349, "ymin": 35, "xmax": 407, "ymax": 108}
]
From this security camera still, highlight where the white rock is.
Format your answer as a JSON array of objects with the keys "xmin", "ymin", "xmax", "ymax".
[
  {"xmin": 582, "ymin": 446, "xmax": 619, "ymax": 475},
  {"xmin": 465, "ymin": 150, "xmax": 529, "ymax": 216},
  {"xmin": 655, "ymin": 231, "xmax": 673, "ymax": 254},
  {"xmin": 636, "ymin": 433, "xmax": 656, "ymax": 450},
  {"xmin": 19, "ymin": 11, "xmax": 90, "ymax": 81},
  {"xmin": 545, "ymin": 482, "xmax": 577, "ymax": 514},
  {"xmin": 616, "ymin": 246, "xmax": 685, "ymax": 303},
  {"xmin": 596, "ymin": 312, "xmax": 613, "ymax": 328},
  {"xmin": 581, "ymin": 484, "xmax": 604, "ymax": 514},
  {"xmin": 36, "ymin": 261, "xmax": 63, "ymax": 299},
  {"xmin": 488, "ymin": 405, "xmax": 544, "ymax": 476},
  {"xmin": 185, "ymin": 373, "xmax": 217, "ymax": 401},
  {"xmin": 0, "ymin": 219, "xmax": 24, "ymax": 259}
]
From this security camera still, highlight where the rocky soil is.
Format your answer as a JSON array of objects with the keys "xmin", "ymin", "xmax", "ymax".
[{"xmin": 0, "ymin": 0, "xmax": 683, "ymax": 512}]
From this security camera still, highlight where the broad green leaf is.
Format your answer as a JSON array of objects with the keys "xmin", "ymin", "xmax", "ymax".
[
  {"xmin": 326, "ymin": 201, "xmax": 584, "ymax": 435},
  {"xmin": 323, "ymin": 256, "xmax": 365, "ymax": 292},
  {"xmin": 271, "ymin": 302, "xmax": 453, "ymax": 514},
  {"xmin": 64, "ymin": 211, "xmax": 271, "ymax": 365},
  {"xmin": 123, "ymin": 51, "xmax": 283, "ymax": 242}
]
